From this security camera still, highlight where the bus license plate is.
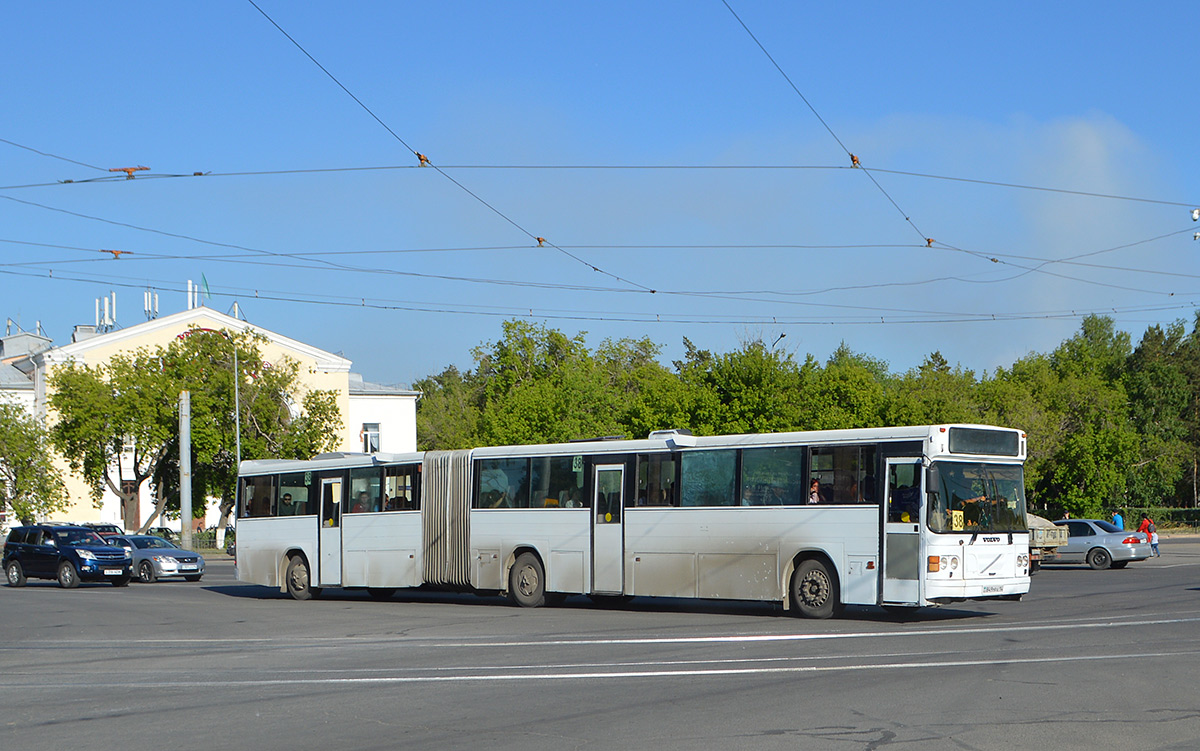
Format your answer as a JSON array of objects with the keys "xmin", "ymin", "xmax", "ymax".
[
  {"xmin": 982, "ymin": 585, "xmax": 1003, "ymax": 594},
  {"xmin": 104, "ymin": 568, "xmax": 123, "ymax": 576}
]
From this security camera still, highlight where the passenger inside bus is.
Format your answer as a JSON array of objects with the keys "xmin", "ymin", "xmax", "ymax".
[{"xmin": 351, "ymin": 491, "xmax": 372, "ymax": 513}]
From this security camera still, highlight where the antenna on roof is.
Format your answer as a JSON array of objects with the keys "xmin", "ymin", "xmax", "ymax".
[
  {"xmin": 96, "ymin": 291, "xmax": 118, "ymax": 332},
  {"xmin": 143, "ymin": 289, "xmax": 159, "ymax": 321}
]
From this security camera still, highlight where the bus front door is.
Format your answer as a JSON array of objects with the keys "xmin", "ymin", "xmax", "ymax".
[
  {"xmin": 318, "ymin": 477, "xmax": 343, "ymax": 587},
  {"xmin": 592, "ymin": 464, "xmax": 625, "ymax": 594},
  {"xmin": 882, "ymin": 458, "xmax": 922, "ymax": 605}
]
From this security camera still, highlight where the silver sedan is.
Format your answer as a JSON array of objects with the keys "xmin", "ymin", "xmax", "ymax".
[
  {"xmin": 1052, "ymin": 519, "xmax": 1152, "ymax": 570},
  {"xmin": 109, "ymin": 535, "xmax": 205, "ymax": 582}
]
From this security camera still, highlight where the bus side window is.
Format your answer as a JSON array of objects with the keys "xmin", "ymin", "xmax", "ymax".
[
  {"xmin": 637, "ymin": 453, "xmax": 677, "ymax": 507},
  {"xmin": 384, "ymin": 464, "xmax": 419, "ymax": 511}
]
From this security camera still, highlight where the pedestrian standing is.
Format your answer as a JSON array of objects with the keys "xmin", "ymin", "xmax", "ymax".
[
  {"xmin": 1112, "ymin": 510, "xmax": 1124, "ymax": 530},
  {"xmin": 1151, "ymin": 527, "xmax": 1160, "ymax": 557},
  {"xmin": 1137, "ymin": 514, "xmax": 1153, "ymax": 544}
]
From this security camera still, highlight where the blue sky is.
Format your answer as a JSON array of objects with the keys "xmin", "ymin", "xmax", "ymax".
[{"xmin": 3, "ymin": 2, "xmax": 1197, "ymax": 386}]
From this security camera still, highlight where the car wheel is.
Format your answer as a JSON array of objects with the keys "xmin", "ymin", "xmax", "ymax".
[
  {"xmin": 5, "ymin": 560, "xmax": 26, "ymax": 587},
  {"xmin": 1087, "ymin": 547, "xmax": 1112, "ymax": 570},
  {"xmin": 790, "ymin": 558, "xmax": 842, "ymax": 619},
  {"xmin": 138, "ymin": 561, "xmax": 157, "ymax": 583},
  {"xmin": 366, "ymin": 588, "xmax": 395, "ymax": 599},
  {"xmin": 1110, "ymin": 561, "xmax": 1129, "ymax": 569},
  {"xmin": 57, "ymin": 561, "xmax": 80, "ymax": 589},
  {"xmin": 111, "ymin": 575, "xmax": 131, "ymax": 587},
  {"xmin": 184, "ymin": 575, "xmax": 202, "ymax": 582},
  {"xmin": 509, "ymin": 552, "xmax": 545, "ymax": 608},
  {"xmin": 285, "ymin": 555, "xmax": 320, "ymax": 601}
]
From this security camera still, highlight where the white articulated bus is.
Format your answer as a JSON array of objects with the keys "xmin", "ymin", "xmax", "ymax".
[{"xmin": 235, "ymin": 424, "xmax": 1030, "ymax": 618}]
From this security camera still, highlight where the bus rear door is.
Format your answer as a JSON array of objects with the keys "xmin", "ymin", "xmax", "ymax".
[
  {"xmin": 318, "ymin": 476, "xmax": 343, "ymax": 587},
  {"xmin": 592, "ymin": 464, "xmax": 625, "ymax": 594}
]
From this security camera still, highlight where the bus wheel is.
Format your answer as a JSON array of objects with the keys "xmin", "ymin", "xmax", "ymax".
[
  {"xmin": 286, "ymin": 556, "xmax": 320, "ymax": 601},
  {"xmin": 509, "ymin": 552, "xmax": 545, "ymax": 608},
  {"xmin": 790, "ymin": 559, "xmax": 839, "ymax": 619}
]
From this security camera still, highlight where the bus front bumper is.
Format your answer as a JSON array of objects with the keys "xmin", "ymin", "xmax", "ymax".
[{"xmin": 925, "ymin": 576, "xmax": 1030, "ymax": 604}]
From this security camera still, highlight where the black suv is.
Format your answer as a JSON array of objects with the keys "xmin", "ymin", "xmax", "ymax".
[{"xmin": 4, "ymin": 525, "xmax": 132, "ymax": 588}]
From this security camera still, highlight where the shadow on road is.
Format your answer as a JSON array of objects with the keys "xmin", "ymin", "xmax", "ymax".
[{"xmin": 199, "ymin": 582, "xmax": 999, "ymax": 623}]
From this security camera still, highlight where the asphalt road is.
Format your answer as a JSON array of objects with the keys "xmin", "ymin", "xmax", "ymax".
[{"xmin": 3, "ymin": 540, "xmax": 1199, "ymax": 751}]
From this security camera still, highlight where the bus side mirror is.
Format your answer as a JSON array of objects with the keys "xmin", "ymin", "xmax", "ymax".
[{"xmin": 925, "ymin": 466, "xmax": 939, "ymax": 504}]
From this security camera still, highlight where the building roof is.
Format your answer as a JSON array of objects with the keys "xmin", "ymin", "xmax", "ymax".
[
  {"xmin": 36, "ymin": 306, "xmax": 352, "ymax": 372},
  {"xmin": 348, "ymin": 372, "xmax": 420, "ymax": 397},
  {"xmin": 0, "ymin": 361, "xmax": 32, "ymax": 388}
]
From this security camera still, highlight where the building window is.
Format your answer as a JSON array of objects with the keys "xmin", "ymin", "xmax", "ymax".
[{"xmin": 361, "ymin": 423, "xmax": 380, "ymax": 453}]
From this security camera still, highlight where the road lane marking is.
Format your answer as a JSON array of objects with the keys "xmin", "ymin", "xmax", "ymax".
[
  {"xmin": 4, "ymin": 649, "xmax": 1199, "ymax": 688},
  {"xmin": 3, "ymin": 614, "xmax": 1200, "ymax": 651}
]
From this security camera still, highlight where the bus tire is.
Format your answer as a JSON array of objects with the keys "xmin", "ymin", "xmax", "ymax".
[
  {"xmin": 285, "ymin": 555, "xmax": 319, "ymax": 601},
  {"xmin": 790, "ymin": 558, "xmax": 840, "ymax": 619},
  {"xmin": 509, "ymin": 552, "xmax": 545, "ymax": 608}
]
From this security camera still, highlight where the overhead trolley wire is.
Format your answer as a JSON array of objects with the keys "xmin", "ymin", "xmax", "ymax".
[
  {"xmin": 717, "ymin": 1, "xmax": 1196, "ymax": 297},
  {"xmin": 2, "ymin": 264, "xmax": 1195, "ymax": 328},
  {"xmin": 0, "ymin": 137, "xmax": 108, "ymax": 172},
  {"xmin": 3, "ymin": 158, "xmax": 1194, "ymax": 211},
  {"xmin": 720, "ymin": 0, "xmax": 936, "ymax": 246},
  {"xmin": 245, "ymin": 0, "xmax": 654, "ymax": 294}
]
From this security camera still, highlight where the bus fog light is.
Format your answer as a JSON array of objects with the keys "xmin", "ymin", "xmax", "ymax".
[{"xmin": 949, "ymin": 556, "xmax": 959, "ymax": 570}]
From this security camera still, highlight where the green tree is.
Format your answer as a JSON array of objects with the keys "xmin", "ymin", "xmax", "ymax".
[
  {"xmin": 153, "ymin": 329, "xmax": 342, "ymax": 534},
  {"xmin": 1033, "ymin": 316, "xmax": 1137, "ymax": 516},
  {"xmin": 1122, "ymin": 323, "xmax": 1190, "ymax": 506},
  {"xmin": 472, "ymin": 321, "xmax": 652, "ymax": 444},
  {"xmin": 801, "ymin": 344, "xmax": 887, "ymax": 430},
  {"xmin": 0, "ymin": 401, "xmax": 68, "ymax": 524},
  {"xmin": 885, "ymin": 351, "xmax": 982, "ymax": 426},
  {"xmin": 49, "ymin": 350, "xmax": 181, "ymax": 525},
  {"xmin": 674, "ymin": 336, "xmax": 806, "ymax": 435},
  {"xmin": 49, "ymin": 328, "xmax": 342, "ymax": 534},
  {"xmin": 414, "ymin": 365, "xmax": 482, "ymax": 450},
  {"xmin": 977, "ymin": 353, "xmax": 1064, "ymax": 507}
]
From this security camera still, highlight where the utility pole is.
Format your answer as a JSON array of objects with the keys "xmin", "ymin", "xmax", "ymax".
[{"xmin": 180, "ymin": 391, "xmax": 192, "ymax": 550}]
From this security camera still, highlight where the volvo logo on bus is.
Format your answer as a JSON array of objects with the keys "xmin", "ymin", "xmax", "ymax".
[{"xmin": 982, "ymin": 536, "xmax": 1001, "ymax": 542}]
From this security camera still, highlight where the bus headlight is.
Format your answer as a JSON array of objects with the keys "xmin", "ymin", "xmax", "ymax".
[{"xmin": 928, "ymin": 555, "xmax": 960, "ymax": 573}]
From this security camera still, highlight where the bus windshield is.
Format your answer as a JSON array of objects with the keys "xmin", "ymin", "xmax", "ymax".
[{"xmin": 927, "ymin": 461, "xmax": 1027, "ymax": 534}]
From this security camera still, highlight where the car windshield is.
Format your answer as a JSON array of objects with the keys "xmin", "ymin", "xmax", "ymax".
[
  {"xmin": 927, "ymin": 461, "xmax": 1028, "ymax": 533},
  {"xmin": 134, "ymin": 537, "xmax": 176, "ymax": 550},
  {"xmin": 53, "ymin": 529, "xmax": 106, "ymax": 546}
]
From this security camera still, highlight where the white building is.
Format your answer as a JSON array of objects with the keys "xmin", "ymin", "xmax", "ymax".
[{"xmin": 1, "ymin": 306, "xmax": 419, "ymax": 533}]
